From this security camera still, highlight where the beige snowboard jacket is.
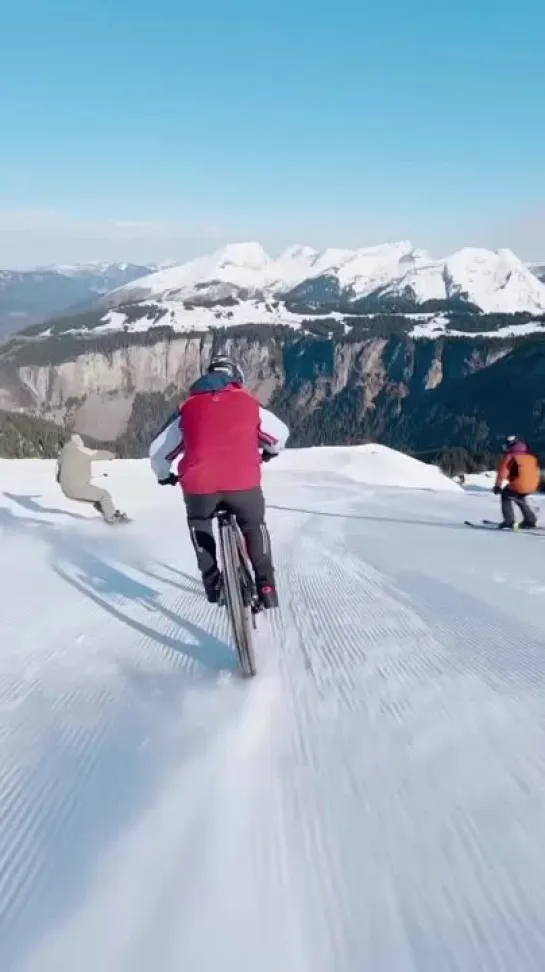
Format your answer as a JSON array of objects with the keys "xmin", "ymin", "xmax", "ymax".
[{"xmin": 56, "ymin": 434, "xmax": 115, "ymax": 495}]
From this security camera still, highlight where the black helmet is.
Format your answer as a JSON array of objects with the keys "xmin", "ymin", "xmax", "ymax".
[{"xmin": 207, "ymin": 354, "xmax": 244, "ymax": 385}]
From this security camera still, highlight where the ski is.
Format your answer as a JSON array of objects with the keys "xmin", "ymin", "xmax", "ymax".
[
  {"xmin": 482, "ymin": 518, "xmax": 545, "ymax": 533},
  {"xmin": 464, "ymin": 520, "xmax": 495, "ymax": 530},
  {"xmin": 464, "ymin": 519, "xmax": 545, "ymax": 536}
]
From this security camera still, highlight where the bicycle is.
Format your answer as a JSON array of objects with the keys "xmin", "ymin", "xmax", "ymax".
[
  {"xmin": 215, "ymin": 506, "xmax": 262, "ymax": 677},
  {"xmin": 160, "ymin": 451, "xmax": 278, "ymax": 676}
]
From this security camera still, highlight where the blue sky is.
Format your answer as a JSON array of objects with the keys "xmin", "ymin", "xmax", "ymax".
[{"xmin": 1, "ymin": 0, "xmax": 544, "ymax": 266}]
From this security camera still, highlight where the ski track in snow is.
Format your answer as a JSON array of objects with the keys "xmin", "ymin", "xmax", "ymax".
[{"xmin": 2, "ymin": 462, "xmax": 545, "ymax": 969}]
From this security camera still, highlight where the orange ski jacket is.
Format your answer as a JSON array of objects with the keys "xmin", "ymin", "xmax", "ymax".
[{"xmin": 495, "ymin": 450, "xmax": 540, "ymax": 495}]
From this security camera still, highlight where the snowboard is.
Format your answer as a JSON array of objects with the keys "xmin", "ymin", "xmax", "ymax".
[
  {"xmin": 464, "ymin": 519, "xmax": 544, "ymax": 536},
  {"xmin": 104, "ymin": 513, "xmax": 132, "ymax": 526}
]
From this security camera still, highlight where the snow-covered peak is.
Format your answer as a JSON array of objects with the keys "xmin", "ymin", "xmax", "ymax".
[
  {"xmin": 213, "ymin": 241, "xmax": 271, "ymax": 271},
  {"xmin": 279, "ymin": 244, "xmax": 317, "ymax": 261},
  {"xmin": 276, "ymin": 245, "xmax": 319, "ymax": 284},
  {"xmin": 36, "ymin": 261, "xmax": 150, "ymax": 278},
  {"xmin": 284, "ymin": 241, "xmax": 432, "ymax": 303},
  {"xmin": 111, "ymin": 242, "xmax": 280, "ymax": 302},
  {"xmin": 382, "ymin": 246, "xmax": 545, "ymax": 313},
  {"xmin": 308, "ymin": 247, "xmax": 357, "ymax": 274},
  {"xmin": 332, "ymin": 241, "xmax": 430, "ymax": 296}
]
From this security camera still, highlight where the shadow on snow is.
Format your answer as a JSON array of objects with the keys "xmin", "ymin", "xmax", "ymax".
[
  {"xmin": 3, "ymin": 491, "xmax": 90, "ymax": 520},
  {"xmin": 0, "ymin": 498, "xmax": 238, "ymax": 972}
]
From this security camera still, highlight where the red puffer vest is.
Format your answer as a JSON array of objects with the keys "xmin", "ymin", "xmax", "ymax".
[{"xmin": 178, "ymin": 378, "xmax": 262, "ymax": 494}]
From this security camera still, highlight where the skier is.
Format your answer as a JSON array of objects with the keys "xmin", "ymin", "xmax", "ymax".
[
  {"xmin": 56, "ymin": 433, "xmax": 128, "ymax": 524},
  {"xmin": 493, "ymin": 435, "xmax": 540, "ymax": 529},
  {"xmin": 148, "ymin": 355, "xmax": 289, "ymax": 608}
]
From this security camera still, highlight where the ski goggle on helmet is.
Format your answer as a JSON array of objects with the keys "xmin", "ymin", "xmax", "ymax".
[{"xmin": 207, "ymin": 355, "xmax": 244, "ymax": 385}]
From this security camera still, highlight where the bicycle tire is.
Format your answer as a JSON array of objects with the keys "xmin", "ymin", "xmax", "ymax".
[{"xmin": 219, "ymin": 516, "xmax": 257, "ymax": 677}]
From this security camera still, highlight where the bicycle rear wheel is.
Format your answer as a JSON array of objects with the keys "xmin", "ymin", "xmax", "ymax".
[{"xmin": 219, "ymin": 516, "xmax": 257, "ymax": 677}]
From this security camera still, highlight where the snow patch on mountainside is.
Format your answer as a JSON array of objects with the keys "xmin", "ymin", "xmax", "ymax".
[
  {"xmin": 48, "ymin": 299, "xmax": 545, "ymax": 341},
  {"xmin": 409, "ymin": 314, "xmax": 545, "ymax": 339},
  {"xmin": 97, "ymin": 300, "xmax": 339, "ymax": 334}
]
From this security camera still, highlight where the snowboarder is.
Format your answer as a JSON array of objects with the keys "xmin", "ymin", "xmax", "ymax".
[
  {"xmin": 493, "ymin": 435, "xmax": 540, "ymax": 529},
  {"xmin": 148, "ymin": 355, "xmax": 289, "ymax": 608},
  {"xmin": 56, "ymin": 433, "xmax": 128, "ymax": 524}
]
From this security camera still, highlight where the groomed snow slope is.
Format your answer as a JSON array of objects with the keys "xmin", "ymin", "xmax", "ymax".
[{"xmin": 2, "ymin": 447, "xmax": 545, "ymax": 971}]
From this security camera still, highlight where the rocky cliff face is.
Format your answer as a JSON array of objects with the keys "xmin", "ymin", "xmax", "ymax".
[
  {"xmin": 0, "ymin": 334, "xmax": 429, "ymax": 426},
  {"xmin": 0, "ymin": 333, "xmax": 285, "ymax": 437},
  {"xmin": 0, "ymin": 324, "xmax": 527, "ymax": 457}
]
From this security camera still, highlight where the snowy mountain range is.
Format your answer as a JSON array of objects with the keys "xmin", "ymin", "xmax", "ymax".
[
  {"xmin": 3, "ymin": 247, "xmax": 545, "ymax": 460},
  {"xmin": 2, "ymin": 244, "xmax": 545, "ymax": 344},
  {"xmin": 107, "ymin": 241, "xmax": 545, "ymax": 318},
  {"xmin": 0, "ymin": 262, "xmax": 153, "ymax": 337}
]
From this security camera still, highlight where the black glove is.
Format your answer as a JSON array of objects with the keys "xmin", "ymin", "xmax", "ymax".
[
  {"xmin": 493, "ymin": 485, "xmax": 501, "ymax": 495},
  {"xmin": 261, "ymin": 451, "xmax": 277, "ymax": 463},
  {"xmin": 158, "ymin": 473, "xmax": 179, "ymax": 486}
]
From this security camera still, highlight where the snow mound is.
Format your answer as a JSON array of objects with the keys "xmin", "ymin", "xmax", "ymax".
[
  {"xmin": 273, "ymin": 443, "xmax": 460, "ymax": 491},
  {"xmin": 462, "ymin": 470, "xmax": 497, "ymax": 491}
]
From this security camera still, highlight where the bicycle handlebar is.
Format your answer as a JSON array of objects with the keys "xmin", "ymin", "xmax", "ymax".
[{"xmin": 159, "ymin": 451, "xmax": 277, "ymax": 485}]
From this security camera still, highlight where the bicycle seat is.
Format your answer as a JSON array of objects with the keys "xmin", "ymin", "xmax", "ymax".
[{"xmin": 214, "ymin": 504, "xmax": 232, "ymax": 521}]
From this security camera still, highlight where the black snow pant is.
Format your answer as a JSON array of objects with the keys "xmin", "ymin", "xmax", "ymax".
[
  {"xmin": 501, "ymin": 486, "xmax": 537, "ymax": 527},
  {"xmin": 184, "ymin": 487, "xmax": 275, "ymax": 592}
]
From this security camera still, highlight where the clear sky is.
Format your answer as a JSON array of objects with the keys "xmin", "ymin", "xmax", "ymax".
[{"xmin": 1, "ymin": 0, "xmax": 544, "ymax": 267}]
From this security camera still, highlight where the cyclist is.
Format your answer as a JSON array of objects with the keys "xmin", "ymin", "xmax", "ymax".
[{"xmin": 148, "ymin": 355, "xmax": 289, "ymax": 608}]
